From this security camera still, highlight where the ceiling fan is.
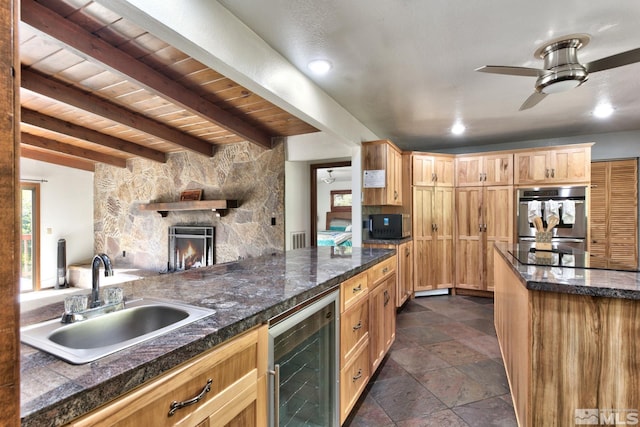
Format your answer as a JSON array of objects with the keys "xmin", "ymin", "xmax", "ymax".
[{"xmin": 475, "ymin": 33, "xmax": 640, "ymax": 110}]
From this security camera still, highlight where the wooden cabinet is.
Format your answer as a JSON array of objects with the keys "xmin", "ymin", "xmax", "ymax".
[
  {"xmin": 590, "ymin": 159, "xmax": 638, "ymax": 268},
  {"xmin": 339, "ymin": 257, "xmax": 395, "ymax": 424},
  {"xmin": 456, "ymin": 152, "xmax": 513, "ymax": 186},
  {"xmin": 455, "ymin": 186, "xmax": 513, "ymax": 291},
  {"xmin": 362, "ymin": 139, "xmax": 403, "ymax": 206},
  {"xmin": 363, "ymin": 241, "xmax": 413, "ymax": 307},
  {"xmin": 368, "ymin": 260, "xmax": 396, "ymax": 373},
  {"xmin": 68, "ymin": 326, "xmax": 268, "ymax": 427},
  {"xmin": 412, "ymin": 153, "xmax": 455, "ymax": 186},
  {"xmin": 514, "ymin": 144, "xmax": 592, "ymax": 185},
  {"xmin": 413, "ymin": 186, "xmax": 454, "ymax": 291}
]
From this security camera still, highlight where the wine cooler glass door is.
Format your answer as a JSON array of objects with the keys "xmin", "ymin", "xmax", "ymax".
[{"xmin": 268, "ymin": 291, "xmax": 339, "ymax": 427}]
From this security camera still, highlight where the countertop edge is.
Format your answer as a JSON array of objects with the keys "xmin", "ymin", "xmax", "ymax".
[{"xmin": 494, "ymin": 243, "xmax": 640, "ymax": 300}]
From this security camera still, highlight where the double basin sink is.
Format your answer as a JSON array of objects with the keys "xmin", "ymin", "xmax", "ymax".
[{"xmin": 21, "ymin": 298, "xmax": 214, "ymax": 364}]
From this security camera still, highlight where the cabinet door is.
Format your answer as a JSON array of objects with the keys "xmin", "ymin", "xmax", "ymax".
[
  {"xmin": 435, "ymin": 156, "xmax": 455, "ymax": 186},
  {"xmin": 483, "ymin": 153, "xmax": 513, "ymax": 186},
  {"xmin": 456, "ymin": 156, "xmax": 484, "ymax": 186},
  {"xmin": 455, "ymin": 187, "xmax": 483, "ymax": 290},
  {"xmin": 397, "ymin": 241, "xmax": 413, "ymax": 307},
  {"xmin": 484, "ymin": 186, "xmax": 514, "ymax": 291},
  {"xmin": 382, "ymin": 276, "xmax": 396, "ymax": 354},
  {"xmin": 413, "ymin": 154, "xmax": 436, "ymax": 186},
  {"xmin": 389, "ymin": 147, "xmax": 403, "ymax": 205},
  {"xmin": 413, "ymin": 186, "xmax": 435, "ymax": 291},
  {"xmin": 433, "ymin": 187, "xmax": 454, "ymax": 289},
  {"xmin": 514, "ymin": 151, "xmax": 551, "ymax": 184},
  {"xmin": 551, "ymin": 146, "xmax": 590, "ymax": 183}
]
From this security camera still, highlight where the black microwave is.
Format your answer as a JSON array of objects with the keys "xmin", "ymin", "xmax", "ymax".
[{"xmin": 369, "ymin": 214, "xmax": 411, "ymax": 239}]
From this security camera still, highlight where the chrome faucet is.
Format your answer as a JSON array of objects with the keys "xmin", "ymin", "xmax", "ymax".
[{"xmin": 91, "ymin": 253, "xmax": 113, "ymax": 308}]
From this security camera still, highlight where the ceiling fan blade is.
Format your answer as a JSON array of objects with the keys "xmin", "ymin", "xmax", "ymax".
[
  {"xmin": 584, "ymin": 47, "xmax": 640, "ymax": 73},
  {"xmin": 519, "ymin": 92, "xmax": 547, "ymax": 111},
  {"xmin": 475, "ymin": 65, "xmax": 544, "ymax": 77}
]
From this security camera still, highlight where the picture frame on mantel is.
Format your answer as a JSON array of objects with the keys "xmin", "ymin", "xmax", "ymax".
[{"xmin": 180, "ymin": 189, "xmax": 203, "ymax": 201}]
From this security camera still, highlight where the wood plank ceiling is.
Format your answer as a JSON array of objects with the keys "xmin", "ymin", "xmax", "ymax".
[{"xmin": 18, "ymin": 0, "xmax": 319, "ymax": 171}]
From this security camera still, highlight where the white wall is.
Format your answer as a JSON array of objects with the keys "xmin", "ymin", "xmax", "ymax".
[
  {"xmin": 284, "ymin": 161, "xmax": 310, "ymax": 250},
  {"xmin": 20, "ymin": 159, "xmax": 94, "ymax": 288}
]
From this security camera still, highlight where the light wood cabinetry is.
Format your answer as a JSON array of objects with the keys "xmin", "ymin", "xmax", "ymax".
[
  {"xmin": 363, "ymin": 241, "xmax": 413, "ymax": 307},
  {"xmin": 368, "ymin": 257, "xmax": 396, "ymax": 373},
  {"xmin": 67, "ymin": 325, "xmax": 268, "ymax": 427},
  {"xmin": 590, "ymin": 159, "xmax": 638, "ymax": 267},
  {"xmin": 455, "ymin": 186, "xmax": 513, "ymax": 291},
  {"xmin": 494, "ymin": 250, "xmax": 640, "ymax": 426},
  {"xmin": 456, "ymin": 152, "xmax": 513, "ymax": 186},
  {"xmin": 362, "ymin": 139, "xmax": 403, "ymax": 206},
  {"xmin": 339, "ymin": 257, "xmax": 396, "ymax": 424},
  {"xmin": 413, "ymin": 186, "xmax": 454, "ymax": 291},
  {"xmin": 412, "ymin": 153, "xmax": 455, "ymax": 186},
  {"xmin": 514, "ymin": 144, "xmax": 592, "ymax": 185}
]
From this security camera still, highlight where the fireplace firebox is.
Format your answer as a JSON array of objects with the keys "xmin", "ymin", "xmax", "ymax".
[{"xmin": 168, "ymin": 226, "xmax": 214, "ymax": 272}]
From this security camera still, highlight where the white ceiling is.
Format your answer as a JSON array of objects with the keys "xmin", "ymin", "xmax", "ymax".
[{"xmin": 217, "ymin": 0, "xmax": 640, "ymax": 152}]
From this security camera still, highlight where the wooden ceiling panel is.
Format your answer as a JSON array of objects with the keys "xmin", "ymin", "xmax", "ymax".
[{"xmin": 18, "ymin": 0, "xmax": 318, "ymax": 170}]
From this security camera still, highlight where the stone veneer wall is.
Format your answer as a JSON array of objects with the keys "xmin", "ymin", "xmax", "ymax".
[{"xmin": 94, "ymin": 140, "xmax": 285, "ymax": 272}]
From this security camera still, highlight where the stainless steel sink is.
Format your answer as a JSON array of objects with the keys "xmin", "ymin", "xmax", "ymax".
[{"xmin": 20, "ymin": 298, "xmax": 214, "ymax": 364}]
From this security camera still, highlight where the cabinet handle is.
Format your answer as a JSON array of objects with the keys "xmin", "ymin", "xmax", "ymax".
[
  {"xmin": 268, "ymin": 365, "xmax": 280, "ymax": 426},
  {"xmin": 353, "ymin": 320, "xmax": 362, "ymax": 331},
  {"xmin": 168, "ymin": 378, "xmax": 212, "ymax": 416},
  {"xmin": 353, "ymin": 284, "xmax": 362, "ymax": 293},
  {"xmin": 384, "ymin": 290, "xmax": 390, "ymax": 306},
  {"xmin": 382, "ymin": 267, "xmax": 388, "ymax": 273},
  {"xmin": 479, "ymin": 225, "xmax": 483, "ymax": 232},
  {"xmin": 545, "ymin": 169, "xmax": 550, "ymax": 178},
  {"xmin": 352, "ymin": 368, "xmax": 363, "ymax": 382},
  {"xmin": 483, "ymin": 173, "xmax": 487, "ymax": 181},
  {"xmin": 431, "ymin": 173, "xmax": 436, "ymax": 182},
  {"xmin": 394, "ymin": 190, "xmax": 398, "ymax": 200},
  {"xmin": 551, "ymin": 168, "xmax": 555, "ymax": 178},
  {"xmin": 434, "ymin": 224, "xmax": 438, "ymax": 231}
]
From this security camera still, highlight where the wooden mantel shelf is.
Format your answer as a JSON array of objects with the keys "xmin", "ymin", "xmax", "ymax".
[{"xmin": 140, "ymin": 200, "xmax": 239, "ymax": 217}]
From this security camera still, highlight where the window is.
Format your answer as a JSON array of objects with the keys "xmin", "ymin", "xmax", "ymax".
[
  {"xmin": 330, "ymin": 190, "xmax": 352, "ymax": 212},
  {"xmin": 21, "ymin": 183, "xmax": 40, "ymax": 292}
]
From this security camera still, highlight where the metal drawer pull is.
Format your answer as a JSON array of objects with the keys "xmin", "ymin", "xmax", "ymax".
[
  {"xmin": 353, "ymin": 284, "xmax": 362, "ymax": 293},
  {"xmin": 353, "ymin": 320, "xmax": 362, "ymax": 331},
  {"xmin": 352, "ymin": 369, "xmax": 363, "ymax": 382},
  {"xmin": 168, "ymin": 378, "xmax": 212, "ymax": 416},
  {"xmin": 382, "ymin": 267, "xmax": 388, "ymax": 273}
]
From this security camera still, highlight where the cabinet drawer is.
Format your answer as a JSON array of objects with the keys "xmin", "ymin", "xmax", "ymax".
[
  {"xmin": 340, "ymin": 340, "xmax": 370, "ymax": 424},
  {"xmin": 69, "ymin": 326, "xmax": 266, "ymax": 427},
  {"xmin": 340, "ymin": 270, "xmax": 368, "ymax": 312},
  {"xmin": 368, "ymin": 256, "xmax": 396, "ymax": 286},
  {"xmin": 340, "ymin": 299, "xmax": 369, "ymax": 366}
]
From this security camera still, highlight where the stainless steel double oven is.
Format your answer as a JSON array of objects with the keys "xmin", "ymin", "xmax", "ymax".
[{"xmin": 517, "ymin": 186, "xmax": 587, "ymax": 251}]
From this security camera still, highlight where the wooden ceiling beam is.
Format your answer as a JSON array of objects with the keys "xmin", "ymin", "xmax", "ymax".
[
  {"xmin": 21, "ymin": 0, "xmax": 274, "ymax": 150},
  {"xmin": 21, "ymin": 108, "xmax": 166, "ymax": 163},
  {"xmin": 21, "ymin": 68, "xmax": 217, "ymax": 157},
  {"xmin": 20, "ymin": 145, "xmax": 95, "ymax": 172},
  {"xmin": 21, "ymin": 132, "xmax": 127, "ymax": 168}
]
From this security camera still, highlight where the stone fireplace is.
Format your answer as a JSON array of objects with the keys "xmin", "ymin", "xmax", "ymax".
[{"xmin": 168, "ymin": 225, "xmax": 214, "ymax": 272}]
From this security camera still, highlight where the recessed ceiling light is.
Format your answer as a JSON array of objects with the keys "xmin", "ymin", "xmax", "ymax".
[
  {"xmin": 593, "ymin": 103, "xmax": 614, "ymax": 118},
  {"xmin": 307, "ymin": 59, "xmax": 332, "ymax": 74},
  {"xmin": 451, "ymin": 122, "xmax": 466, "ymax": 135}
]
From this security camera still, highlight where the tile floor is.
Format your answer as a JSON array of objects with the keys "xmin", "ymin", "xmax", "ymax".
[{"xmin": 344, "ymin": 294, "xmax": 518, "ymax": 427}]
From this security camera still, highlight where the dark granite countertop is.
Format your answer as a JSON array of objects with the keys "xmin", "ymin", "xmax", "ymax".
[
  {"xmin": 20, "ymin": 246, "xmax": 395, "ymax": 427},
  {"xmin": 495, "ymin": 243, "xmax": 640, "ymax": 300},
  {"xmin": 362, "ymin": 236, "xmax": 412, "ymax": 245}
]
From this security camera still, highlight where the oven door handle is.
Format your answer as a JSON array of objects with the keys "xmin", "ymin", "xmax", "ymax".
[{"xmin": 268, "ymin": 364, "xmax": 280, "ymax": 426}]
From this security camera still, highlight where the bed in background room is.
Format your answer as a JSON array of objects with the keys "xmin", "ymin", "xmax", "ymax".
[{"xmin": 317, "ymin": 212, "xmax": 353, "ymax": 246}]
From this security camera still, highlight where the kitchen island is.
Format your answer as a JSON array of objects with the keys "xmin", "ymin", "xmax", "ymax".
[
  {"xmin": 493, "ymin": 243, "xmax": 640, "ymax": 427},
  {"xmin": 20, "ymin": 246, "xmax": 395, "ymax": 427}
]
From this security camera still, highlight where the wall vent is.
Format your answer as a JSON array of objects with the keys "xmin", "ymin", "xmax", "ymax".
[{"xmin": 291, "ymin": 231, "xmax": 306, "ymax": 250}]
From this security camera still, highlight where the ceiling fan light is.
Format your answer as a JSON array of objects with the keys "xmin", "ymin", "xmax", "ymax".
[{"xmin": 540, "ymin": 79, "xmax": 582, "ymax": 94}]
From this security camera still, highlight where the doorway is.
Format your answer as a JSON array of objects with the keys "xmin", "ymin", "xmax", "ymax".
[
  {"xmin": 20, "ymin": 182, "xmax": 40, "ymax": 291},
  {"xmin": 310, "ymin": 161, "xmax": 351, "ymax": 246}
]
